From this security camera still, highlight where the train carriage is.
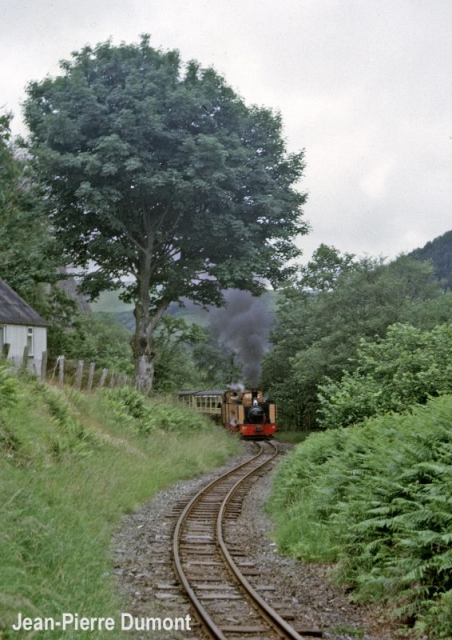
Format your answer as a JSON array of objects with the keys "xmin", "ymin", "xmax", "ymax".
[
  {"xmin": 177, "ymin": 390, "xmax": 223, "ymax": 422},
  {"xmin": 178, "ymin": 388, "xmax": 277, "ymax": 438}
]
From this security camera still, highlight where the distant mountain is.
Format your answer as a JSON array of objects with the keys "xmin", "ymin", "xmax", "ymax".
[
  {"xmin": 91, "ymin": 289, "xmax": 278, "ymax": 332},
  {"xmin": 409, "ymin": 229, "xmax": 452, "ymax": 290}
]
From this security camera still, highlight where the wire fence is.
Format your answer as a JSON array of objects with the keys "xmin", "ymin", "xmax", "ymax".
[{"xmin": 1, "ymin": 343, "xmax": 132, "ymax": 390}]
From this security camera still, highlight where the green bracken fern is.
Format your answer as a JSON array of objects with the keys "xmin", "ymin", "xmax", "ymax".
[{"xmin": 269, "ymin": 395, "xmax": 452, "ymax": 638}]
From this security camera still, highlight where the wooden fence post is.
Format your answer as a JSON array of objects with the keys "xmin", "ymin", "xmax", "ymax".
[
  {"xmin": 41, "ymin": 350, "xmax": 48, "ymax": 380},
  {"xmin": 98, "ymin": 368, "xmax": 108, "ymax": 388},
  {"xmin": 40, "ymin": 354, "xmax": 130, "ymax": 391},
  {"xmin": 87, "ymin": 362, "xmax": 95, "ymax": 390},
  {"xmin": 58, "ymin": 355, "xmax": 65, "ymax": 385},
  {"xmin": 20, "ymin": 345, "xmax": 29, "ymax": 373},
  {"xmin": 75, "ymin": 360, "xmax": 84, "ymax": 390}
]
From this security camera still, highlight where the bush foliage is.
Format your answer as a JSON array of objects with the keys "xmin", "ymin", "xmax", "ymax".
[
  {"xmin": 104, "ymin": 385, "xmax": 211, "ymax": 434},
  {"xmin": 318, "ymin": 323, "xmax": 452, "ymax": 428},
  {"xmin": 269, "ymin": 395, "xmax": 452, "ymax": 637}
]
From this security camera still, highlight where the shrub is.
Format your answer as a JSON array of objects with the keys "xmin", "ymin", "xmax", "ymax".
[
  {"xmin": 104, "ymin": 387, "xmax": 212, "ymax": 435},
  {"xmin": 319, "ymin": 323, "xmax": 452, "ymax": 428}
]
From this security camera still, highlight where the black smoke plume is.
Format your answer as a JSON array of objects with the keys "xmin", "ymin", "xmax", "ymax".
[{"xmin": 208, "ymin": 289, "xmax": 273, "ymax": 386}]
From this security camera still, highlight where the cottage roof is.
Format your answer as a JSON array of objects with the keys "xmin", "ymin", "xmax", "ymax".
[{"xmin": 0, "ymin": 278, "xmax": 48, "ymax": 327}]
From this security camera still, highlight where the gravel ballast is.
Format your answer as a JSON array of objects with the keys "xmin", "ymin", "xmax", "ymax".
[{"xmin": 112, "ymin": 442, "xmax": 417, "ymax": 640}]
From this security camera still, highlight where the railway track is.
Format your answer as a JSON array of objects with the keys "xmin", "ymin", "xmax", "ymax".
[{"xmin": 172, "ymin": 441, "xmax": 323, "ymax": 639}]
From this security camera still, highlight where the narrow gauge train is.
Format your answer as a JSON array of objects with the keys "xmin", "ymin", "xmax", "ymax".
[{"xmin": 177, "ymin": 388, "xmax": 277, "ymax": 439}]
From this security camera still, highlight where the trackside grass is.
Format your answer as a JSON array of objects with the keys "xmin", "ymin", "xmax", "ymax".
[
  {"xmin": 0, "ymin": 370, "xmax": 241, "ymax": 639},
  {"xmin": 268, "ymin": 394, "xmax": 452, "ymax": 638}
]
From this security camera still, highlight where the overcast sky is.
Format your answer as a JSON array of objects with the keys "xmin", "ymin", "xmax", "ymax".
[{"xmin": 1, "ymin": 0, "xmax": 451, "ymax": 262}]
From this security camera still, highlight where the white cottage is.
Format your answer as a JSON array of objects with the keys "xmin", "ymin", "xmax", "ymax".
[{"xmin": 0, "ymin": 278, "xmax": 48, "ymax": 374}]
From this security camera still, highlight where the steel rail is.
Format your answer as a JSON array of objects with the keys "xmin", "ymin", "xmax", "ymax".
[
  {"xmin": 217, "ymin": 441, "xmax": 306, "ymax": 640},
  {"xmin": 172, "ymin": 444, "xmax": 267, "ymax": 640}
]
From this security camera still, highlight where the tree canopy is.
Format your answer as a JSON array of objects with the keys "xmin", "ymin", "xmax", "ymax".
[
  {"xmin": 0, "ymin": 113, "xmax": 52, "ymax": 303},
  {"xmin": 318, "ymin": 323, "xmax": 452, "ymax": 428},
  {"xmin": 24, "ymin": 36, "xmax": 308, "ymax": 391},
  {"xmin": 0, "ymin": 112, "xmax": 76, "ymax": 338},
  {"xmin": 261, "ymin": 246, "xmax": 452, "ymax": 428}
]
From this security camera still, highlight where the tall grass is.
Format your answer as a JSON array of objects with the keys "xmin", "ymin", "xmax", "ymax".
[
  {"xmin": 268, "ymin": 395, "xmax": 452, "ymax": 638},
  {"xmin": 0, "ymin": 375, "xmax": 241, "ymax": 639}
]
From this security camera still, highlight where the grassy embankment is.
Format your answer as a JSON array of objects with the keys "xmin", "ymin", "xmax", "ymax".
[
  {"xmin": 268, "ymin": 395, "xmax": 452, "ymax": 638},
  {"xmin": 0, "ymin": 367, "xmax": 241, "ymax": 639}
]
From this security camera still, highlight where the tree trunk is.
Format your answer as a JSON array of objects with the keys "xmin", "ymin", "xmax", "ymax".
[
  {"xmin": 132, "ymin": 294, "xmax": 156, "ymax": 394},
  {"xmin": 132, "ymin": 233, "xmax": 170, "ymax": 394},
  {"xmin": 135, "ymin": 352, "xmax": 155, "ymax": 395},
  {"xmin": 132, "ymin": 284, "xmax": 168, "ymax": 395}
]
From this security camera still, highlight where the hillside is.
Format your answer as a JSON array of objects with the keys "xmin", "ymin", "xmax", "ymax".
[
  {"xmin": 91, "ymin": 289, "xmax": 278, "ymax": 330},
  {"xmin": 409, "ymin": 229, "xmax": 452, "ymax": 289}
]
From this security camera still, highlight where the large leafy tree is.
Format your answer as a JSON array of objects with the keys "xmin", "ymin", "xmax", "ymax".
[
  {"xmin": 0, "ymin": 112, "xmax": 75, "ymax": 335},
  {"xmin": 24, "ymin": 36, "xmax": 307, "ymax": 392},
  {"xmin": 0, "ymin": 112, "xmax": 51, "ymax": 302},
  {"xmin": 262, "ymin": 248, "xmax": 452, "ymax": 428}
]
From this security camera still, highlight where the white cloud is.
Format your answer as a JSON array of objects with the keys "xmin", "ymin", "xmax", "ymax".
[
  {"xmin": 1, "ymin": 0, "xmax": 451, "ymax": 260},
  {"xmin": 361, "ymin": 160, "xmax": 395, "ymax": 199}
]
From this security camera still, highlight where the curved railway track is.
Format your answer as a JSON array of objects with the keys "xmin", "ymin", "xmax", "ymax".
[{"xmin": 172, "ymin": 441, "xmax": 321, "ymax": 639}]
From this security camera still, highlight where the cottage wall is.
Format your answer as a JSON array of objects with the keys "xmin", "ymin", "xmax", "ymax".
[
  {"xmin": 2, "ymin": 324, "xmax": 47, "ymax": 373},
  {"xmin": 0, "ymin": 278, "xmax": 48, "ymax": 376}
]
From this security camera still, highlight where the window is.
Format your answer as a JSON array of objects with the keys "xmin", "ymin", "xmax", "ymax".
[
  {"xmin": 195, "ymin": 395, "xmax": 221, "ymax": 412},
  {"xmin": 27, "ymin": 327, "xmax": 34, "ymax": 356},
  {"xmin": 0, "ymin": 326, "xmax": 5, "ymax": 352}
]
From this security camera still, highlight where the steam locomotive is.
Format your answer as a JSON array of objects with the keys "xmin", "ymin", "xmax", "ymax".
[{"xmin": 177, "ymin": 388, "xmax": 277, "ymax": 439}]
